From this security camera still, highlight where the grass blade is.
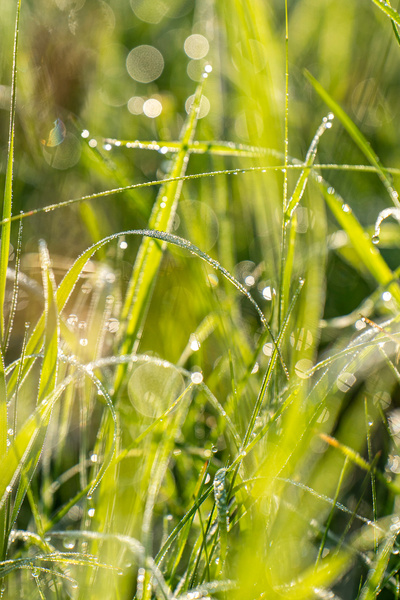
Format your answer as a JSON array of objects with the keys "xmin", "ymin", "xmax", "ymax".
[
  {"xmin": 369, "ymin": 0, "xmax": 400, "ymax": 26},
  {"xmin": 113, "ymin": 79, "xmax": 205, "ymax": 394},
  {"xmin": 0, "ymin": 0, "xmax": 21, "ymax": 342},
  {"xmin": 319, "ymin": 181, "xmax": 400, "ymax": 304},
  {"xmin": 305, "ymin": 70, "xmax": 400, "ymax": 208},
  {"xmin": 37, "ymin": 241, "xmax": 59, "ymax": 404}
]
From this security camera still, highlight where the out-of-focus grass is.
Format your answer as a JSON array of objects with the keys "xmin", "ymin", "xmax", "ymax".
[{"xmin": 2, "ymin": 0, "xmax": 400, "ymax": 598}]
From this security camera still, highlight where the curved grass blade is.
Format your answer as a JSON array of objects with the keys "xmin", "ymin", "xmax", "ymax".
[
  {"xmin": 305, "ymin": 70, "xmax": 400, "ymax": 208},
  {"xmin": 318, "ymin": 180, "xmax": 400, "ymax": 304},
  {"xmin": 0, "ymin": 0, "xmax": 21, "ymax": 342},
  {"xmin": 284, "ymin": 114, "xmax": 334, "ymax": 220},
  {"xmin": 7, "ymin": 229, "xmax": 283, "ymax": 399}
]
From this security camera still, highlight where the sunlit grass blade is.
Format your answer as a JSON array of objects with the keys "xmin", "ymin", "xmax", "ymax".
[
  {"xmin": 284, "ymin": 114, "xmax": 333, "ymax": 219},
  {"xmin": 113, "ymin": 80, "xmax": 205, "ymax": 395},
  {"xmin": 37, "ymin": 240, "xmax": 59, "ymax": 404},
  {"xmin": 0, "ymin": 0, "xmax": 21, "ymax": 342},
  {"xmin": 3, "ymin": 219, "xmax": 23, "ymax": 353},
  {"xmin": 369, "ymin": 0, "xmax": 400, "ymax": 26},
  {"xmin": 319, "ymin": 180, "xmax": 400, "ymax": 304},
  {"xmin": 306, "ymin": 70, "xmax": 400, "ymax": 208},
  {"xmin": 359, "ymin": 525, "xmax": 400, "ymax": 600}
]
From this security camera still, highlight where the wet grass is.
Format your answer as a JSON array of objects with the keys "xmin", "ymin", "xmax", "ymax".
[{"xmin": 2, "ymin": 0, "xmax": 400, "ymax": 598}]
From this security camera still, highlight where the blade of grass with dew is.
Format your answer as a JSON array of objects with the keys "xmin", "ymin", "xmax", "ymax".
[
  {"xmin": 6, "ymin": 161, "xmax": 400, "ymax": 230},
  {"xmin": 113, "ymin": 79, "xmax": 205, "ymax": 396},
  {"xmin": 37, "ymin": 240, "xmax": 59, "ymax": 404},
  {"xmin": 305, "ymin": 70, "xmax": 400, "ymax": 208},
  {"xmin": 7, "ymin": 228, "xmax": 283, "ymax": 398},
  {"xmin": 319, "ymin": 181, "xmax": 400, "ymax": 304},
  {"xmin": 369, "ymin": 0, "xmax": 400, "ymax": 26},
  {"xmin": 139, "ymin": 390, "xmax": 193, "ymax": 600},
  {"xmin": 168, "ymin": 460, "xmax": 210, "ymax": 583},
  {"xmin": 0, "ymin": 344, "xmax": 7, "ymax": 560},
  {"xmin": 359, "ymin": 525, "xmax": 400, "ymax": 600},
  {"xmin": 3, "ymin": 219, "xmax": 23, "ymax": 353},
  {"xmin": 213, "ymin": 468, "xmax": 229, "ymax": 573},
  {"xmin": 284, "ymin": 115, "xmax": 333, "ymax": 220},
  {"xmin": 0, "ymin": 377, "xmax": 69, "ymax": 513},
  {"xmin": 0, "ymin": 0, "xmax": 21, "ymax": 343}
]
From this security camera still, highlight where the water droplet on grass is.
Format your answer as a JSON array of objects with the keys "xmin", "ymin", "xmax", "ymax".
[
  {"xmin": 372, "ymin": 235, "xmax": 380, "ymax": 245},
  {"xmin": 191, "ymin": 372, "xmax": 203, "ymax": 384}
]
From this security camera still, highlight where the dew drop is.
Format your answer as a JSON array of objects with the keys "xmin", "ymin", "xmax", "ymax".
[
  {"xmin": 81, "ymin": 129, "xmax": 90, "ymax": 138},
  {"xmin": 341, "ymin": 203, "xmax": 351, "ymax": 213},
  {"xmin": 63, "ymin": 538, "xmax": 76, "ymax": 550},
  {"xmin": 79, "ymin": 338, "xmax": 88, "ymax": 347},
  {"xmin": 88, "ymin": 508, "xmax": 95, "ymax": 518},
  {"xmin": 372, "ymin": 235, "xmax": 380, "ymax": 245},
  {"xmin": 191, "ymin": 372, "xmax": 203, "ymax": 384}
]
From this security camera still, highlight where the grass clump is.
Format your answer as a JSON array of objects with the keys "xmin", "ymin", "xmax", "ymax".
[{"xmin": 2, "ymin": 0, "xmax": 400, "ymax": 598}]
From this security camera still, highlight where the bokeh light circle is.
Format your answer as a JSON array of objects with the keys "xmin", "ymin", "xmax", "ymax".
[
  {"xmin": 126, "ymin": 45, "xmax": 164, "ymax": 83},
  {"xmin": 184, "ymin": 34, "xmax": 209, "ymax": 59},
  {"xmin": 128, "ymin": 96, "xmax": 145, "ymax": 115},
  {"xmin": 143, "ymin": 98, "xmax": 162, "ymax": 118}
]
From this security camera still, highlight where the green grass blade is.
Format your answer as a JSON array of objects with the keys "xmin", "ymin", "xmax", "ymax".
[
  {"xmin": 3, "ymin": 219, "xmax": 23, "ymax": 353},
  {"xmin": 6, "ymin": 228, "xmax": 277, "ymax": 398},
  {"xmin": 0, "ymin": 0, "xmax": 21, "ymax": 341},
  {"xmin": 369, "ymin": 0, "xmax": 400, "ymax": 26},
  {"xmin": 37, "ymin": 241, "xmax": 59, "ymax": 404},
  {"xmin": 0, "ymin": 345, "xmax": 7, "ymax": 461},
  {"xmin": 305, "ymin": 70, "xmax": 400, "ymax": 208},
  {"xmin": 113, "ymin": 80, "xmax": 205, "ymax": 395},
  {"xmin": 359, "ymin": 526, "xmax": 400, "ymax": 600},
  {"xmin": 285, "ymin": 114, "xmax": 333, "ymax": 219},
  {"xmin": 319, "ymin": 181, "xmax": 400, "ymax": 304}
]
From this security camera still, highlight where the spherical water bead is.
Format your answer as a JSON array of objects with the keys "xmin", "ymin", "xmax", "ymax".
[
  {"xmin": 81, "ymin": 130, "xmax": 90, "ymax": 139},
  {"xmin": 189, "ymin": 334, "xmax": 201, "ymax": 352},
  {"xmin": 88, "ymin": 508, "xmax": 95, "ymax": 518},
  {"xmin": 191, "ymin": 371, "xmax": 203, "ymax": 384},
  {"xmin": 382, "ymin": 291, "xmax": 392, "ymax": 302},
  {"xmin": 371, "ymin": 235, "xmax": 380, "ymax": 245},
  {"xmin": 341, "ymin": 204, "xmax": 351, "ymax": 213},
  {"xmin": 63, "ymin": 538, "xmax": 76, "ymax": 550}
]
